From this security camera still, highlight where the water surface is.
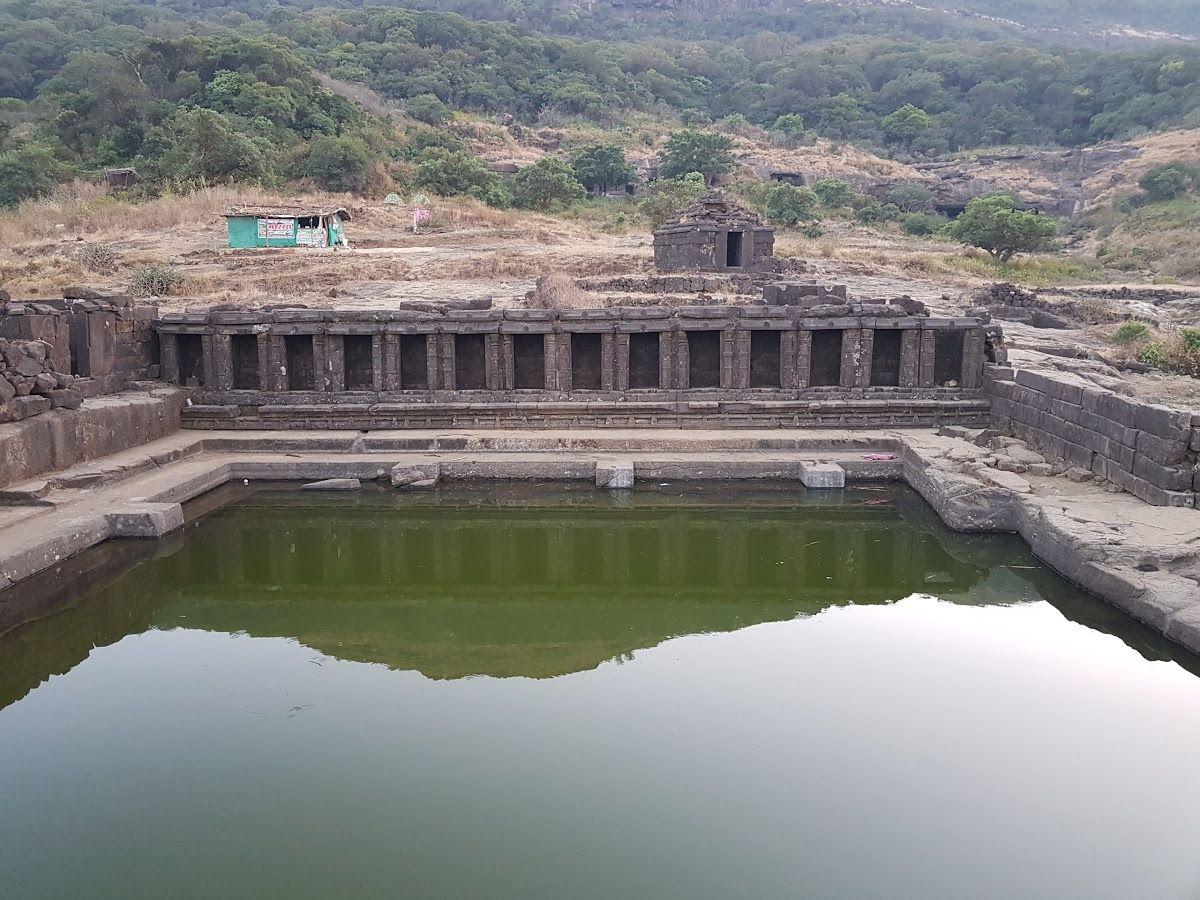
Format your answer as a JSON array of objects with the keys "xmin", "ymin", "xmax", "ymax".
[{"xmin": 2, "ymin": 484, "xmax": 1199, "ymax": 899}]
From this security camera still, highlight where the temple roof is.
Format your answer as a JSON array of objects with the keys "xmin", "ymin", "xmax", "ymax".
[{"xmin": 654, "ymin": 192, "xmax": 766, "ymax": 231}]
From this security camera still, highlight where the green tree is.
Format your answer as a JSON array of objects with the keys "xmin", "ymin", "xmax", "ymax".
[
  {"xmin": 571, "ymin": 143, "xmax": 634, "ymax": 195},
  {"xmin": 0, "ymin": 144, "xmax": 68, "ymax": 207},
  {"xmin": 759, "ymin": 182, "xmax": 820, "ymax": 226},
  {"xmin": 413, "ymin": 148, "xmax": 510, "ymax": 206},
  {"xmin": 148, "ymin": 108, "xmax": 272, "ymax": 185},
  {"xmin": 1138, "ymin": 163, "xmax": 1198, "ymax": 201},
  {"xmin": 299, "ymin": 135, "xmax": 372, "ymax": 193},
  {"xmin": 658, "ymin": 130, "xmax": 735, "ymax": 185},
  {"xmin": 812, "ymin": 178, "xmax": 855, "ymax": 207},
  {"xmin": 512, "ymin": 157, "xmax": 586, "ymax": 210},
  {"xmin": 637, "ymin": 172, "xmax": 706, "ymax": 228},
  {"xmin": 949, "ymin": 194, "xmax": 1058, "ymax": 261},
  {"xmin": 882, "ymin": 104, "xmax": 933, "ymax": 146}
]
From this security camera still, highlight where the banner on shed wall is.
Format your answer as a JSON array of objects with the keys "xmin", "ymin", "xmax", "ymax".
[{"xmin": 257, "ymin": 218, "xmax": 294, "ymax": 239}]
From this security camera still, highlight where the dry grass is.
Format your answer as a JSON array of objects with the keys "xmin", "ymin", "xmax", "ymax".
[{"xmin": 526, "ymin": 273, "xmax": 605, "ymax": 309}]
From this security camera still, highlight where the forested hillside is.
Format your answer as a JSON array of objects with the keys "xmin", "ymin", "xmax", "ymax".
[{"xmin": 2, "ymin": 0, "xmax": 1199, "ymax": 205}]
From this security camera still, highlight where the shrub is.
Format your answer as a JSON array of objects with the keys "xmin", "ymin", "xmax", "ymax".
[
  {"xmin": 1112, "ymin": 321, "xmax": 1149, "ymax": 343},
  {"xmin": 405, "ymin": 93, "xmax": 452, "ymax": 126},
  {"xmin": 887, "ymin": 183, "xmax": 936, "ymax": 213},
  {"xmin": 759, "ymin": 182, "xmax": 819, "ymax": 226},
  {"xmin": 1138, "ymin": 342, "xmax": 1166, "ymax": 368},
  {"xmin": 812, "ymin": 178, "xmax": 855, "ymax": 207},
  {"xmin": 899, "ymin": 212, "xmax": 944, "ymax": 236},
  {"xmin": 854, "ymin": 200, "xmax": 901, "ymax": 225},
  {"xmin": 512, "ymin": 157, "xmax": 586, "ymax": 210},
  {"xmin": 1181, "ymin": 327, "xmax": 1200, "ymax": 353},
  {"xmin": 75, "ymin": 244, "xmax": 118, "ymax": 273},
  {"xmin": 131, "ymin": 264, "xmax": 183, "ymax": 296},
  {"xmin": 1138, "ymin": 163, "xmax": 1199, "ymax": 202},
  {"xmin": 402, "ymin": 128, "xmax": 464, "ymax": 159}
]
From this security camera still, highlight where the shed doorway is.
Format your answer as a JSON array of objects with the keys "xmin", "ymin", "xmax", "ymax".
[{"xmin": 726, "ymin": 231, "xmax": 744, "ymax": 268}]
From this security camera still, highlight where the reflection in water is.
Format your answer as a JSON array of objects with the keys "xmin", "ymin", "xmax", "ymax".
[
  {"xmin": 3, "ymin": 485, "xmax": 1200, "ymax": 899},
  {"xmin": 0, "ymin": 483, "xmax": 1193, "ymax": 709}
]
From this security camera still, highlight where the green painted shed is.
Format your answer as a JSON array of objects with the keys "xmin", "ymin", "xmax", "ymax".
[{"xmin": 224, "ymin": 205, "xmax": 351, "ymax": 249}]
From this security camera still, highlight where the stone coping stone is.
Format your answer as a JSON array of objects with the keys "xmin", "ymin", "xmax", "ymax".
[{"xmin": 160, "ymin": 307, "xmax": 985, "ymax": 328}]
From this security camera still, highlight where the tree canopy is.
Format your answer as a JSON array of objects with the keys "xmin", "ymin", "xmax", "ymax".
[{"xmin": 949, "ymin": 194, "xmax": 1059, "ymax": 260}]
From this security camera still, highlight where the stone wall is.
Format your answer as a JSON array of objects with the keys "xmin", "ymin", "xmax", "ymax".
[
  {"xmin": 986, "ymin": 365, "xmax": 1199, "ymax": 507},
  {"xmin": 0, "ymin": 388, "xmax": 186, "ymax": 490},
  {"xmin": 0, "ymin": 297, "xmax": 160, "ymax": 398},
  {"xmin": 159, "ymin": 304, "xmax": 989, "ymax": 430}
]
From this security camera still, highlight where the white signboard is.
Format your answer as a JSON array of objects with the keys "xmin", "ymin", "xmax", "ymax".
[{"xmin": 257, "ymin": 218, "xmax": 294, "ymax": 239}]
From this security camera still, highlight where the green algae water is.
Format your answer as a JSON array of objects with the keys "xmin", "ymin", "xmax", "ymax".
[{"xmin": 2, "ymin": 483, "xmax": 1200, "ymax": 899}]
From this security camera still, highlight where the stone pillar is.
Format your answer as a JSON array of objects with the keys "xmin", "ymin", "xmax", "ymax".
[
  {"xmin": 918, "ymin": 329, "xmax": 936, "ymax": 388},
  {"xmin": 614, "ymin": 333, "xmax": 630, "ymax": 391},
  {"xmin": 544, "ymin": 332, "xmax": 561, "ymax": 391},
  {"xmin": 211, "ymin": 333, "xmax": 234, "ymax": 391},
  {"xmin": 838, "ymin": 328, "xmax": 860, "ymax": 388},
  {"xmin": 438, "ymin": 333, "xmax": 455, "ymax": 390},
  {"xmin": 500, "ymin": 335, "xmax": 515, "ymax": 391},
  {"xmin": 485, "ymin": 333, "xmax": 503, "ymax": 390},
  {"xmin": 857, "ymin": 329, "xmax": 875, "ymax": 388},
  {"xmin": 674, "ymin": 330, "xmax": 690, "ymax": 389},
  {"xmin": 729, "ymin": 330, "xmax": 751, "ymax": 389},
  {"xmin": 553, "ymin": 331, "xmax": 572, "ymax": 391},
  {"xmin": 312, "ymin": 334, "xmax": 331, "ymax": 392},
  {"xmin": 425, "ymin": 335, "xmax": 441, "ymax": 391},
  {"xmin": 962, "ymin": 327, "xmax": 985, "ymax": 389},
  {"xmin": 659, "ymin": 331, "xmax": 676, "ymax": 390},
  {"xmin": 201, "ymin": 333, "xmax": 217, "ymax": 389},
  {"xmin": 371, "ymin": 334, "xmax": 385, "ymax": 391},
  {"xmin": 795, "ymin": 330, "xmax": 812, "ymax": 389},
  {"xmin": 268, "ymin": 335, "xmax": 288, "ymax": 391},
  {"xmin": 899, "ymin": 329, "xmax": 921, "ymax": 388},
  {"xmin": 160, "ymin": 333, "xmax": 180, "ymax": 383},
  {"xmin": 382, "ymin": 333, "xmax": 401, "ymax": 391},
  {"xmin": 323, "ymin": 334, "xmax": 345, "ymax": 392},
  {"xmin": 255, "ymin": 332, "xmax": 270, "ymax": 391},
  {"xmin": 600, "ymin": 333, "xmax": 617, "ymax": 391}
]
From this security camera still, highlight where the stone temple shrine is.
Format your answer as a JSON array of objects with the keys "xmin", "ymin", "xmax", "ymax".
[{"xmin": 653, "ymin": 194, "xmax": 775, "ymax": 273}]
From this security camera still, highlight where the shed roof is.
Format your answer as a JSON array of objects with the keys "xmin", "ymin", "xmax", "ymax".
[{"xmin": 225, "ymin": 205, "xmax": 351, "ymax": 221}]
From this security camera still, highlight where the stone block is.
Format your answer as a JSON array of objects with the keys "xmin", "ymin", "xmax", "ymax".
[
  {"xmin": 1132, "ymin": 454, "xmax": 1193, "ymax": 492},
  {"xmin": 596, "ymin": 460, "xmax": 635, "ymax": 490},
  {"xmin": 301, "ymin": 478, "xmax": 362, "ymax": 491},
  {"xmin": 1135, "ymin": 428, "xmax": 1190, "ymax": 466},
  {"xmin": 8, "ymin": 395, "xmax": 50, "ymax": 420},
  {"xmin": 390, "ymin": 463, "xmax": 440, "ymax": 488},
  {"xmin": 978, "ymin": 467, "xmax": 1032, "ymax": 493},
  {"xmin": 799, "ymin": 462, "xmax": 845, "ymax": 489},
  {"xmin": 47, "ymin": 389, "xmax": 83, "ymax": 410},
  {"xmin": 105, "ymin": 502, "xmax": 184, "ymax": 538}
]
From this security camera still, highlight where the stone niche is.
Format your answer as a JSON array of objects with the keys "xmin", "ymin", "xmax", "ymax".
[{"xmin": 653, "ymin": 194, "xmax": 775, "ymax": 273}]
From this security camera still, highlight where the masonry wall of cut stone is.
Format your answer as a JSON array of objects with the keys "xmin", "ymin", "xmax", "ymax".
[
  {"xmin": 986, "ymin": 365, "xmax": 1200, "ymax": 507},
  {"xmin": 0, "ymin": 298, "xmax": 161, "ymax": 409},
  {"xmin": 159, "ymin": 304, "xmax": 989, "ymax": 430}
]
